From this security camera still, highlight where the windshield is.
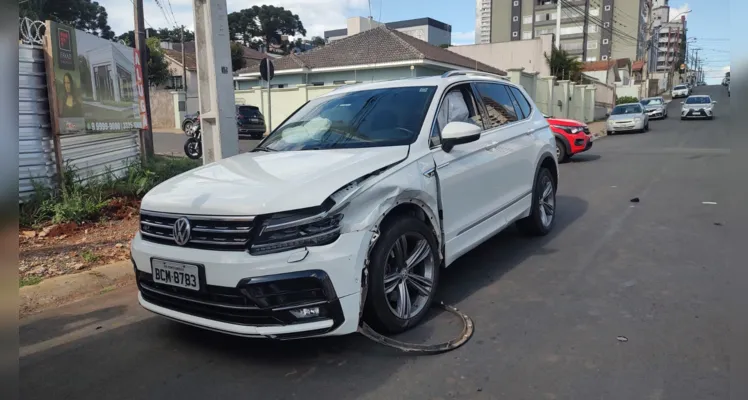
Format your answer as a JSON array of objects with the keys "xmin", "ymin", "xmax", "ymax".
[
  {"xmin": 685, "ymin": 97, "xmax": 711, "ymax": 104},
  {"xmin": 259, "ymin": 86, "xmax": 436, "ymax": 151},
  {"xmin": 611, "ymin": 104, "xmax": 643, "ymax": 115},
  {"xmin": 640, "ymin": 98, "xmax": 663, "ymax": 106},
  {"xmin": 674, "ymin": 85, "xmax": 687, "ymax": 90}
]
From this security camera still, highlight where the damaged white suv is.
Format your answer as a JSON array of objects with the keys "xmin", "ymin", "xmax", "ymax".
[{"xmin": 131, "ymin": 71, "xmax": 558, "ymax": 339}]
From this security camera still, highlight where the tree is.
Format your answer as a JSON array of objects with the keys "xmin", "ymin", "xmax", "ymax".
[
  {"xmin": 145, "ymin": 37, "xmax": 171, "ymax": 86},
  {"xmin": 310, "ymin": 36, "xmax": 326, "ymax": 48},
  {"xmin": 116, "ymin": 27, "xmax": 194, "ymax": 47},
  {"xmin": 228, "ymin": 5, "xmax": 306, "ymax": 52},
  {"xmin": 230, "ymin": 42, "xmax": 246, "ymax": 72},
  {"xmin": 546, "ymin": 46, "xmax": 583, "ymax": 81},
  {"xmin": 439, "ymin": 43, "xmax": 450, "ymax": 49},
  {"xmin": 20, "ymin": 0, "xmax": 115, "ymax": 39}
]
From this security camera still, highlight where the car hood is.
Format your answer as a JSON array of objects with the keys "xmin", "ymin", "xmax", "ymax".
[
  {"xmin": 608, "ymin": 114, "xmax": 642, "ymax": 121},
  {"xmin": 547, "ymin": 118, "xmax": 585, "ymax": 127},
  {"xmin": 141, "ymin": 146, "xmax": 410, "ymax": 216},
  {"xmin": 643, "ymin": 104, "xmax": 665, "ymax": 110}
]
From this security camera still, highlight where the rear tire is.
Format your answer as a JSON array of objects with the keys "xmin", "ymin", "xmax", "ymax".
[
  {"xmin": 516, "ymin": 167, "xmax": 556, "ymax": 237},
  {"xmin": 364, "ymin": 215, "xmax": 440, "ymax": 334}
]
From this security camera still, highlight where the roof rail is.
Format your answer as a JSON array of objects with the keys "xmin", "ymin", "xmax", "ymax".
[{"xmin": 442, "ymin": 70, "xmax": 509, "ymax": 81}]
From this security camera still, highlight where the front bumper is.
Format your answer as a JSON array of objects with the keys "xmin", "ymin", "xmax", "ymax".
[
  {"xmin": 646, "ymin": 109, "xmax": 666, "ymax": 119},
  {"xmin": 681, "ymin": 108, "xmax": 713, "ymax": 118},
  {"xmin": 131, "ymin": 230, "xmax": 371, "ymax": 339},
  {"xmin": 237, "ymin": 124, "xmax": 266, "ymax": 135},
  {"xmin": 569, "ymin": 135, "xmax": 591, "ymax": 154},
  {"xmin": 672, "ymin": 92, "xmax": 688, "ymax": 98},
  {"xmin": 607, "ymin": 120, "xmax": 645, "ymax": 132}
]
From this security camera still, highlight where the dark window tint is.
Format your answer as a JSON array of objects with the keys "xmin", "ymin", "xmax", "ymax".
[
  {"xmin": 474, "ymin": 83, "xmax": 519, "ymax": 128},
  {"xmin": 685, "ymin": 96, "xmax": 711, "ymax": 104},
  {"xmin": 431, "ymin": 84, "xmax": 485, "ymax": 147},
  {"xmin": 509, "ymin": 86, "xmax": 532, "ymax": 119},
  {"xmin": 236, "ymin": 106, "xmax": 261, "ymax": 118}
]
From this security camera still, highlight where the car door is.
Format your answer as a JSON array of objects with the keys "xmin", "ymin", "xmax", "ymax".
[
  {"xmin": 472, "ymin": 82, "xmax": 537, "ymax": 219},
  {"xmin": 430, "ymin": 83, "xmax": 501, "ymax": 264}
]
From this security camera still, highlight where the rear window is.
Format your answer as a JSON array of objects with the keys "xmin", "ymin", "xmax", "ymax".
[{"xmin": 237, "ymin": 106, "xmax": 260, "ymax": 117}]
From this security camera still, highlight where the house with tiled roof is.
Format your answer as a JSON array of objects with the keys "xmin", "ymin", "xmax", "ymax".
[
  {"xmin": 581, "ymin": 60, "xmax": 619, "ymax": 87},
  {"xmin": 631, "ymin": 60, "xmax": 646, "ymax": 83},
  {"xmin": 233, "ymin": 26, "xmax": 505, "ymax": 90}
]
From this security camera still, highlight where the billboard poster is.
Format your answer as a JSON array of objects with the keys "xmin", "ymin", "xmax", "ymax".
[{"xmin": 44, "ymin": 21, "xmax": 149, "ymax": 135}]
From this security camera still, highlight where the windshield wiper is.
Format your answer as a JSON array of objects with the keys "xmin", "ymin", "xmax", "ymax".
[{"xmin": 252, "ymin": 146, "xmax": 277, "ymax": 152}]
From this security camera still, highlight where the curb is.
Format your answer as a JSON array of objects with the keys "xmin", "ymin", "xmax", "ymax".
[{"xmin": 20, "ymin": 260, "xmax": 135, "ymax": 318}]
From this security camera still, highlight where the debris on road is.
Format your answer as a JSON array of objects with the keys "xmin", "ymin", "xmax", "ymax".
[
  {"xmin": 617, "ymin": 336, "xmax": 629, "ymax": 342},
  {"xmin": 630, "ymin": 197, "xmax": 640, "ymax": 203},
  {"xmin": 702, "ymin": 201, "xmax": 717, "ymax": 205}
]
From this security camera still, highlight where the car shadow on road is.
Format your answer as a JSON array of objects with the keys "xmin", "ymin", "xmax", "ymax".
[
  {"xmin": 436, "ymin": 195, "xmax": 588, "ymax": 310},
  {"xmin": 568, "ymin": 154, "xmax": 601, "ymax": 163}
]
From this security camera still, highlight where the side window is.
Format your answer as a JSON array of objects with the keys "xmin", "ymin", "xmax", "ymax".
[
  {"xmin": 474, "ymin": 83, "xmax": 519, "ymax": 128},
  {"xmin": 509, "ymin": 86, "xmax": 532, "ymax": 119},
  {"xmin": 430, "ymin": 84, "xmax": 485, "ymax": 147}
]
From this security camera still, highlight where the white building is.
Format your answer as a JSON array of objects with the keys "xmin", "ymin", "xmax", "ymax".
[{"xmin": 324, "ymin": 17, "xmax": 452, "ymax": 47}]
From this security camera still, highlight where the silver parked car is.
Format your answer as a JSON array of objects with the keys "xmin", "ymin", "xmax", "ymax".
[
  {"xmin": 680, "ymin": 95, "xmax": 716, "ymax": 120},
  {"xmin": 606, "ymin": 103, "xmax": 650, "ymax": 135},
  {"xmin": 640, "ymin": 97, "xmax": 668, "ymax": 119}
]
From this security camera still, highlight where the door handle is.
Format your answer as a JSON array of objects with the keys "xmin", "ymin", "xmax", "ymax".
[
  {"xmin": 526, "ymin": 128, "xmax": 535, "ymax": 135},
  {"xmin": 484, "ymin": 141, "xmax": 498, "ymax": 151}
]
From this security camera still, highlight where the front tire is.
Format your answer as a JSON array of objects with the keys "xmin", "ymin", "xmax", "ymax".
[
  {"xmin": 184, "ymin": 137, "xmax": 202, "ymax": 159},
  {"xmin": 516, "ymin": 168, "xmax": 556, "ymax": 236},
  {"xmin": 555, "ymin": 139, "xmax": 568, "ymax": 163},
  {"xmin": 364, "ymin": 215, "xmax": 440, "ymax": 334},
  {"xmin": 182, "ymin": 120, "xmax": 193, "ymax": 133}
]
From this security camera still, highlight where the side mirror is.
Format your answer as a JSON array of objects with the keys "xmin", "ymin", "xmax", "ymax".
[
  {"xmin": 542, "ymin": 114, "xmax": 550, "ymax": 119},
  {"xmin": 441, "ymin": 122, "xmax": 482, "ymax": 153},
  {"xmin": 680, "ymin": 101, "xmax": 684, "ymax": 104},
  {"xmin": 712, "ymin": 101, "xmax": 717, "ymax": 104}
]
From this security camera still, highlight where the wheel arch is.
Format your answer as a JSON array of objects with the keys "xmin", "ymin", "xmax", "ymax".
[
  {"xmin": 536, "ymin": 151, "xmax": 558, "ymax": 192},
  {"xmin": 553, "ymin": 132, "xmax": 572, "ymax": 155}
]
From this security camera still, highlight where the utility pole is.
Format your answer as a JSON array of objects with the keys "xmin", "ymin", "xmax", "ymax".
[
  {"xmin": 555, "ymin": 0, "xmax": 562, "ymax": 49},
  {"xmin": 133, "ymin": 0, "xmax": 154, "ymax": 158},
  {"xmin": 641, "ymin": 0, "xmax": 653, "ymax": 98},
  {"xmin": 193, "ymin": 0, "xmax": 239, "ymax": 163},
  {"xmin": 181, "ymin": 26, "xmax": 187, "ymax": 92}
]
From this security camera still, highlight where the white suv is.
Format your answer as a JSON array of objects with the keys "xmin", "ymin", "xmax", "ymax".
[{"xmin": 131, "ymin": 71, "xmax": 558, "ymax": 339}]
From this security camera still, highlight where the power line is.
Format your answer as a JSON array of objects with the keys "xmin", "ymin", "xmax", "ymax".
[
  {"xmin": 165, "ymin": 0, "xmax": 180, "ymax": 29},
  {"xmin": 129, "ymin": 0, "xmax": 154, "ymax": 29},
  {"xmin": 560, "ymin": 0, "xmax": 640, "ymax": 46}
]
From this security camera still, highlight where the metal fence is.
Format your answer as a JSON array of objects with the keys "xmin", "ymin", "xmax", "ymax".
[{"xmin": 18, "ymin": 18, "xmax": 142, "ymax": 202}]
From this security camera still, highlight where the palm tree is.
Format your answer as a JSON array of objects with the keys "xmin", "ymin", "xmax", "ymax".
[{"xmin": 546, "ymin": 45, "xmax": 583, "ymax": 82}]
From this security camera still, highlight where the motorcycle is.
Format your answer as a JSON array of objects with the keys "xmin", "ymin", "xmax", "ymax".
[{"xmin": 183, "ymin": 123, "xmax": 202, "ymax": 159}]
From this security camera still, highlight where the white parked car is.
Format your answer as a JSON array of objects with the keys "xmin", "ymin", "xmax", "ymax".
[
  {"xmin": 671, "ymin": 84, "xmax": 689, "ymax": 98},
  {"xmin": 680, "ymin": 95, "xmax": 716, "ymax": 120},
  {"xmin": 131, "ymin": 71, "xmax": 558, "ymax": 339}
]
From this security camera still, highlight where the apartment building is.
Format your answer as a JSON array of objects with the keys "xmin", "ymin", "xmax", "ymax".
[
  {"xmin": 649, "ymin": 16, "xmax": 686, "ymax": 73},
  {"xmin": 475, "ymin": 0, "xmax": 649, "ymax": 63},
  {"xmin": 324, "ymin": 17, "xmax": 451, "ymax": 47}
]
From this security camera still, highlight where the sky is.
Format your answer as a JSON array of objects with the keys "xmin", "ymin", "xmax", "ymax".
[
  {"xmin": 99, "ymin": 0, "xmax": 728, "ymax": 84},
  {"xmin": 668, "ymin": 1, "xmax": 730, "ymax": 84}
]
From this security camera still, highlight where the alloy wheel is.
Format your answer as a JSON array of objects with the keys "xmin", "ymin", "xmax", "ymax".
[
  {"xmin": 383, "ymin": 232, "xmax": 435, "ymax": 320},
  {"xmin": 538, "ymin": 175, "xmax": 555, "ymax": 228}
]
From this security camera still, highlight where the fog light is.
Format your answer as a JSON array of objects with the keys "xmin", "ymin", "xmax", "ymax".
[{"xmin": 290, "ymin": 307, "xmax": 320, "ymax": 319}]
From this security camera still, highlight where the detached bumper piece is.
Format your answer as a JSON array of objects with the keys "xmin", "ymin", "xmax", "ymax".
[{"xmin": 136, "ymin": 268, "xmax": 345, "ymax": 339}]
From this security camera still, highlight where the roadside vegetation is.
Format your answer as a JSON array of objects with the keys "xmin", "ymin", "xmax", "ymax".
[
  {"xmin": 616, "ymin": 96, "xmax": 639, "ymax": 105},
  {"xmin": 20, "ymin": 156, "xmax": 199, "ymax": 228}
]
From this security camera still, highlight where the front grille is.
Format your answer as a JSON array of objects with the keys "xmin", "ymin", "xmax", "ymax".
[{"xmin": 140, "ymin": 210, "xmax": 254, "ymax": 251}]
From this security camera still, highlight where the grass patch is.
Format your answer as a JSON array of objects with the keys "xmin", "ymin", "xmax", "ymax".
[
  {"xmin": 80, "ymin": 250, "xmax": 100, "ymax": 263},
  {"xmin": 20, "ymin": 276, "xmax": 43, "ymax": 288},
  {"xmin": 20, "ymin": 156, "xmax": 200, "ymax": 228}
]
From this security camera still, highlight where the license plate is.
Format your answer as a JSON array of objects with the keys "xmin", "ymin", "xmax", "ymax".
[
  {"xmin": 250, "ymin": 118, "xmax": 259, "ymax": 123},
  {"xmin": 151, "ymin": 259, "xmax": 200, "ymax": 291}
]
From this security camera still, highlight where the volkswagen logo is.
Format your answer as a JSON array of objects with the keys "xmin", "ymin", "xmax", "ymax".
[{"xmin": 173, "ymin": 217, "xmax": 191, "ymax": 246}]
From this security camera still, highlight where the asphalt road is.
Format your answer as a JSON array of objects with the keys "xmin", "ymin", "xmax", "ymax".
[
  {"xmin": 20, "ymin": 86, "xmax": 745, "ymax": 400},
  {"xmin": 153, "ymin": 131, "xmax": 262, "ymax": 156}
]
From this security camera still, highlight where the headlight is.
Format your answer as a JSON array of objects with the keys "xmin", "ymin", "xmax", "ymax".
[
  {"xmin": 634, "ymin": 118, "xmax": 642, "ymax": 123},
  {"xmin": 250, "ymin": 207, "xmax": 343, "ymax": 255},
  {"xmin": 552, "ymin": 125, "xmax": 584, "ymax": 134}
]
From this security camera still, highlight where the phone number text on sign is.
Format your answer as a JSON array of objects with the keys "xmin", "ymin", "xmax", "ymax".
[{"xmin": 86, "ymin": 121, "xmax": 143, "ymax": 132}]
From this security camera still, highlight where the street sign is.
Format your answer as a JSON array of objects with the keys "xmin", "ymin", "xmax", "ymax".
[{"xmin": 260, "ymin": 58, "xmax": 275, "ymax": 81}]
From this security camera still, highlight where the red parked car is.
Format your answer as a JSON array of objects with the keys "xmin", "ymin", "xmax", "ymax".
[{"xmin": 546, "ymin": 116, "xmax": 593, "ymax": 162}]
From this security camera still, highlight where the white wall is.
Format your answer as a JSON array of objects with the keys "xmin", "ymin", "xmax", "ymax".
[{"xmin": 448, "ymin": 35, "xmax": 553, "ymax": 76}]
